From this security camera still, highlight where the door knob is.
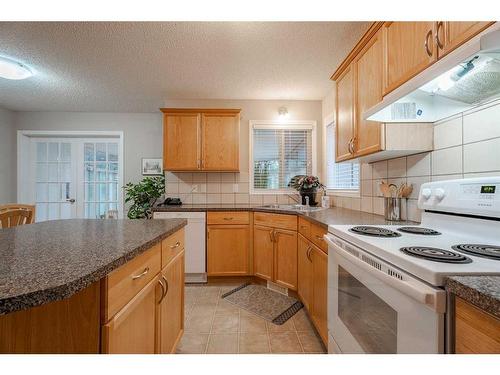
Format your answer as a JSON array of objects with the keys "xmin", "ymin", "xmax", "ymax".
[{"xmin": 66, "ymin": 198, "xmax": 76, "ymax": 203}]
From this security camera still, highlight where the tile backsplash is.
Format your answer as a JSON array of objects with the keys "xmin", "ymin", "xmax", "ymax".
[
  {"xmin": 164, "ymin": 171, "xmax": 299, "ymax": 205},
  {"xmin": 331, "ymin": 99, "xmax": 500, "ymax": 222}
]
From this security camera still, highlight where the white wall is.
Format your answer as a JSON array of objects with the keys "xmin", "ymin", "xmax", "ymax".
[
  {"xmin": 163, "ymin": 99, "xmax": 323, "ymax": 205},
  {"xmin": 14, "ymin": 112, "xmax": 163, "ymax": 188},
  {"xmin": 0, "ymin": 107, "xmax": 16, "ymax": 203}
]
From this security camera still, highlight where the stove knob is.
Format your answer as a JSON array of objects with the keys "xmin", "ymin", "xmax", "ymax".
[
  {"xmin": 435, "ymin": 188, "xmax": 446, "ymax": 200},
  {"xmin": 421, "ymin": 188, "xmax": 432, "ymax": 200}
]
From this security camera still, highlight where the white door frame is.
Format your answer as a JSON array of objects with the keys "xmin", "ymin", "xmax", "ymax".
[{"xmin": 17, "ymin": 130, "xmax": 125, "ymax": 218}]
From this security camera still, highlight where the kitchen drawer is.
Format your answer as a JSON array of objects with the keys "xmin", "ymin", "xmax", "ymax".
[
  {"xmin": 207, "ymin": 211, "xmax": 250, "ymax": 225},
  {"xmin": 310, "ymin": 223, "xmax": 328, "ymax": 254},
  {"xmin": 162, "ymin": 228, "xmax": 185, "ymax": 268},
  {"xmin": 298, "ymin": 217, "xmax": 311, "ymax": 240},
  {"xmin": 254, "ymin": 212, "xmax": 297, "ymax": 231},
  {"xmin": 103, "ymin": 242, "xmax": 161, "ymax": 321}
]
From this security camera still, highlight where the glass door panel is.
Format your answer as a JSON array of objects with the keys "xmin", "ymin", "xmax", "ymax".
[
  {"xmin": 34, "ymin": 140, "xmax": 76, "ymax": 222},
  {"xmin": 83, "ymin": 141, "xmax": 120, "ymax": 218}
]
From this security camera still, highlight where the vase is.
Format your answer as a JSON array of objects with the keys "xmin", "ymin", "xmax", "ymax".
[{"xmin": 299, "ymin": 189, "xmax": 317, "ymax": 206}]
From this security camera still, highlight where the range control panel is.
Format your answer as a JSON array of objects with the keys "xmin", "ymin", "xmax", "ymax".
[{"xmin": 418, "ymin": 177, "xmax": 500, "ymax": 218}]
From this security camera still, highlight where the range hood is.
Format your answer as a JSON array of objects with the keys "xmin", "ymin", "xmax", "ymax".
[{"xmin": 365, "ymin": 27, "xmax": 500, "ymax": 123}]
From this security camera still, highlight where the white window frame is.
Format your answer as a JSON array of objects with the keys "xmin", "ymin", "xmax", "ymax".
[
  {"xmin": 323, "ymin": 117, "xmax": 360, "ymax": 198},
  {"xmin": 249, "ymin": 120, "xmax": 317, "ymax": 195},
  {"xmin": 17, "ymin": 130, "xmax": 125, "ymax": 218}
]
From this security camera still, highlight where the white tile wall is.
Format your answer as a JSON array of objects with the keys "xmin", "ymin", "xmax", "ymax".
[
  {"xmin": 165, "ymin": 171, "xmax": 298, "ymax": 206},
  {"xmin": 330, "ymin": 99, "xmax": 500, "ymax": 222}
]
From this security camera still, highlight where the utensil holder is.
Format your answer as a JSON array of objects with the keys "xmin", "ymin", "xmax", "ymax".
[{"xmin": 384, "ymin": 197, "xmax": 402, "ymax": 221}]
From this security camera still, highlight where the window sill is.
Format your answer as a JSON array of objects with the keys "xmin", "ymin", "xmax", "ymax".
[{"xmin": 326, "ymin": 189, "xmax": 360, "ymax": 198}]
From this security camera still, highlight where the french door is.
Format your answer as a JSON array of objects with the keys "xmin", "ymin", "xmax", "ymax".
[{"xmin": 26, "ymin": 136, "xmax": 123, "ymax": 221}]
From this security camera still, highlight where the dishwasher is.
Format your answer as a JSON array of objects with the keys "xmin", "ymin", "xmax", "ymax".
[{"xmin": 153, "ymin": 211, "xmax": 207, "ymax": 283}]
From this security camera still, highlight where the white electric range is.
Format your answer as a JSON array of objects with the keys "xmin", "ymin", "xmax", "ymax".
[{"xmin": 324, "ymin": 177, "xmax": 500, "ymax": 354}]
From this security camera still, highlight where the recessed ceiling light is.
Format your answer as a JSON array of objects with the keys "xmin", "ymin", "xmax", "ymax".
[{"xmin": 0, "ymin": 56, "xmax": 33, "ymax": 80}]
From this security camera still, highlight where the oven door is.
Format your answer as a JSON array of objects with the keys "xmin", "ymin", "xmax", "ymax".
[{"xmin": 325, "ymin": 235, "xmax": 445, "ymax": 354}]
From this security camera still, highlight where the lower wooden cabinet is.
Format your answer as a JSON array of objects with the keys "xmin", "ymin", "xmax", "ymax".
[
  {"xmin": 253, "ymin": 223, "xmax": 298, "ymax": 290},
  {"xmin": 274, "ymin": 229, "xmax": 298, "ymax": 290},
  {"xmin": 311, "ymin": 246, "xmax": 328, "ymax": 345},
  {"xmin": 297, "ymin": 234, "xmax": 313, "ymax": 311},
  {"xmin": 207, "ymin": 224, "xmax": 250, "ymax": 276},
  {"xmin": 455, "ymin": 297, "xmax": 500, "ymax": 354},
  {"xmin": 101, "ymin": 229, "xmax": 185, "ymax": 354},
  {"xmin": 253, "ymin": 224, "xmax": 274, "ymax": 281},
  {"xmin": 157, "ymin": 251, "xmax": 185, "ymax": 354},
  {"xmin": 102, "ymin": 276, "xmax": 158, "ymax": 354}
]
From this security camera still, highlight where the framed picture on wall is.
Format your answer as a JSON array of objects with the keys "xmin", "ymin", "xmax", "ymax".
[{"xmin": 142, "ymin": 158, "xmax": 163, "ymax": 175}]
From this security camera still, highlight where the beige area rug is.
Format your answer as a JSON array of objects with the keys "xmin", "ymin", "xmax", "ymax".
[{"xmin": 221, "ymin": 283, "xmax": 303, "ymax": 325}]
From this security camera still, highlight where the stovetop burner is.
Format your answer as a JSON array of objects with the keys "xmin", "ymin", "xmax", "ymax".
[
  {"xmin": 400, "ymin": 246, "xmax": 472, "ymax": 264},
  {"xmin": 397, "ymin": 227, "xmax": 441, "ymax": 235},
  {"xmin": 349, "ymin": 226, "xmax": 401, "ymax": 238},
  {"xmin": 452, "ymin": 244, "xmax": 500, "ymax": 261}
]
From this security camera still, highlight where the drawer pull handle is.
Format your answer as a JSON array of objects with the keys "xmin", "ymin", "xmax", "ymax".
[
  {"xmin": 170, "ymin": 241, "xmax": 181, "ymax": 249},
  {"xmin": 223, "ymin": 217, "xmax": 234, "ymax": 221},
  {"xmin": 315, "ymin": 235, "xmax": 324, "ymax": 241},
  {"xmin": 158, "ymin": 278, "xmax": 166, "ymax": 304},
  {"xmin": 132, "ymin": 267, "xmax": 150, "ymax": 280}
]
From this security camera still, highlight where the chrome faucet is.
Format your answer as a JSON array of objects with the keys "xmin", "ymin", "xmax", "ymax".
[{"xmin": 304, "ymin": 196, "xmax": 309, "ymax": 207}]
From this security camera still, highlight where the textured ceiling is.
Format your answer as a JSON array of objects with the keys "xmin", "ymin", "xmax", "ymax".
[{"xmin": 0, "ymin": 22, "xmax": 370, "ymax": 112}]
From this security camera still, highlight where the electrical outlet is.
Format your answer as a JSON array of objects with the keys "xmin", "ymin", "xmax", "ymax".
[
  {"xmin": 233, "ymin": 183, "xmax": 239, "ymax": 193},
  {"xmin": 191, "ymin": 184, "xmax": 198, "ymax": 193}
]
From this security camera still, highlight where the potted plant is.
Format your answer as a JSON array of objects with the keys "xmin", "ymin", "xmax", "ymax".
[
  {"xmin": 123, "ymin": 176, "xmax": 165, "ymax": 219},
  {"xmin": 288, "ymin": 175, "xmax": 325, "ymax": 206}
]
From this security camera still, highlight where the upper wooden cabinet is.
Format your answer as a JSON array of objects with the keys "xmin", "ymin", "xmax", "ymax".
[
  {"xmin": 201, "ymin": 113, "xmax": 240, "ymax": 171},
  {"xmin": 161, "ymin": 108, "xmax": 240, "ymax": 172},
  {"xmin": 162, "ymin": 112, "xmax": 200, "ymax": 171},
  {"xmin": 354, "ymin": 29, "xmax": 383, "ymax": 157},
  {"xmin": 334, "ymin": 25, "xmax": 384, "ymax": 162},
  {"xmin": 437, "ymin": 22, "xmax": 494, "ymax": 58},
  {"xmin": 335, "ymin": 65, "xmax": 355, "ymax": 162},
  {"xmin": 382, "ymin": 22, "xmax": 437, "ymax": 95}
]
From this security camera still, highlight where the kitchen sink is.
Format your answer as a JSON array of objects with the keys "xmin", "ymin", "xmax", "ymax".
[{"xmin": 259, "ymin": 204, "xmax": 326, "ymax": 212}]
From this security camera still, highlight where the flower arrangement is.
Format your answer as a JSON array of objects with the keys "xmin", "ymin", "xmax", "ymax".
[{"xmin": 288, "ymin": 175, "xmax": 325, "ymax": 192}]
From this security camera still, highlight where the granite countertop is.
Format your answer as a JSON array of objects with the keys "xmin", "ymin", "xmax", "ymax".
[
  {"xmin": 445, "ymin": 276, "xmax": 500, "ymax": 319},
  {"xmin": 0, "ymin": 218, "xmax": 186, "ymax": 315},
  {"xmin": 152, "ymin": 204, "xmax": 414, "ymax": 228}
]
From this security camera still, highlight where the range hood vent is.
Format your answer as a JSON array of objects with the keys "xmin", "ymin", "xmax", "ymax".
[{"xmin": 365, "ymin": 27, "xmax": 500, "ymax": 123}]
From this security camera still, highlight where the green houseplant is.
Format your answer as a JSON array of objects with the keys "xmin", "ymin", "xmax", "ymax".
[{"xmin": 123, "ymin": 176, "xmax": 165, "ymax": 219}]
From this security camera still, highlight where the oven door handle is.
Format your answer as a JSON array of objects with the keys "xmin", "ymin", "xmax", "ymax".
[{"xmin": 324, "ymin": 235, "xmax": 441, "ymax": 312}]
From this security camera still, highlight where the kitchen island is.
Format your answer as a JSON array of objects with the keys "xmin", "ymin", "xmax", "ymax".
[{"xmin": 0, "ymin": 218, "xmax": 187, "ymax": 353}]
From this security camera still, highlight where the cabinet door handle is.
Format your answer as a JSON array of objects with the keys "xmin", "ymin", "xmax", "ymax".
[
  {"xmin": 273, "ymin": 231, "xmax": 279, "ymax": 242},
  {"xmin": 269, "ymin": 230, "xmax": 274, "ymax": 243},
  {"xmin": 157, "ymin": 278, "xmax": 166, "ymax": 304},
  {"xmin": 170, "ymin": 241, "xmax": 181, "ymax": 249},
  {"xmin": 424, "ymin": 29, "xmax": 433, "ymax": 57},
  {"xmin": 306, "ymin": 246, "xmax": 313, "ymax": 262},
  {"xmin": 162, "ymin": 275, "xmax": 169, "ymax": 296},
  {"xmin": 132, "ymin": 267, "xmax": 150, "ymax": 280},
  {"xmin": 197, "ymin": 159, "xmax": 201, "ymax": 169},
  {"xmin": 436, "ymin": 21, "xmax": 444, "ymax": 49}
]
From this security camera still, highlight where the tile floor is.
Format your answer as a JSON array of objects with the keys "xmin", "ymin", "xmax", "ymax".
[{"xmin": 177, "ymin": 284, "xmax": 327, "ymax": 354}]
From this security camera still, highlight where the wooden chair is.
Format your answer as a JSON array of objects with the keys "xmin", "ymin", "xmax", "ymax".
[{"xmin": 0, "ymin": 204, "xmax": 36, "ymax": 227}]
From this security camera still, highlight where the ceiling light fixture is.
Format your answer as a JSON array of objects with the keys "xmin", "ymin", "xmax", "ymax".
[
  {"xmin": 0, "ymin": 56, "xmax": 33, "ymax": 80},
  {"xmin": 278, "ymin": 106, "xmax": 289, "ymax": 118}
]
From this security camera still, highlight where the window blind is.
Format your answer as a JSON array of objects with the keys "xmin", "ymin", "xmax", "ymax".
[
  {"xmin": 253, "ymin": 127, "xmax": 312, "ymax": 191},
  {"xmin": 326, "ymin": 123, "xmax": 360, "ymax": 190}
]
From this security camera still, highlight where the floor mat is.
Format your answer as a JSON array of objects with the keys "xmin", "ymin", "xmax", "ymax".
[{"xmin": 221, "ymin": 283, "xmax": 303, "ymax": 325}]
